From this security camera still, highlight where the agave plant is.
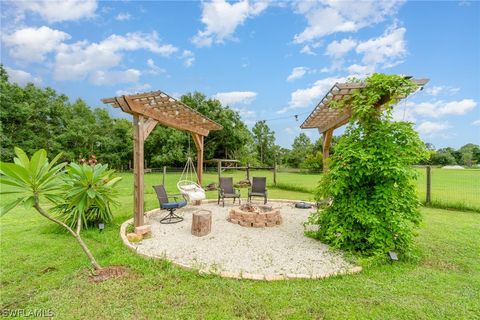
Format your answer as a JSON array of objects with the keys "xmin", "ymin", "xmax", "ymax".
[
  {"xmin": 55, "ymin": 163, "xmax": 121, "ymax": 229},
  {"xmin": 0, "ymin": 147, "xmax": 116, "ymax": 271}
]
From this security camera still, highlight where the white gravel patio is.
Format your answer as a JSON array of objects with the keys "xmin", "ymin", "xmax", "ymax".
[{"xmin": 127, "ymin": 201, "xmax": 359, "ymax": 280}]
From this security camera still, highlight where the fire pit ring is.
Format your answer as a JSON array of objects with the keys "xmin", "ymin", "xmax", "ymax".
[{"xmin": 228, "ymin": 203, "xmax": 282, "ymax": 228}]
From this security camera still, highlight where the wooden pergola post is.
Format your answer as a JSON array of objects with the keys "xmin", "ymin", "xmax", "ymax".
[
  {"xmin": 132, "ymin": 115, "xmax": 158, "ymax": 227},
  {"xmin": 133, "ymin": 114, "xmax": 145, "ymax": 227},
  {"xmin": 322, "ymin": 128, "xmax": 333, "ymax": 173},
  {"xmin": 191, "ymin": 133, "xmax": 204, "ymax": 185}
]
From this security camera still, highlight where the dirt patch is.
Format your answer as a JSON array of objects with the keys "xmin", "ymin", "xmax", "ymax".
[{"xmin": 89, "ymin": 266, "xmax": 131, "ymax": 283}]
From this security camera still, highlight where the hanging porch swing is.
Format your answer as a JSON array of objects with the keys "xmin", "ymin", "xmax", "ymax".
[{"xmin": 177, "ymin": 157, "xmax": 206, "ymax": 202}]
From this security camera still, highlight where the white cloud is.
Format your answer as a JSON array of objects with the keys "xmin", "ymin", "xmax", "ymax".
[
  {"xmin": 15, "ymin": 0, "xmax": 98, "ymax": 23},
  {"xmin": 115, "ymin": 83, "xmax": 152, "ymax": 96},
  {"xmin": 192, "ymin": 0, "xmax": 268, "ymax": 47},
  {"xmin": 2, "ymin": 26, "xmax": 70, "ymax": 62},
  {"xmin": 213, "ymin": 91, "xmax": 258, "ymax": 105},
  {"xmin": 416, "ymin": 121, "xmax": 451, "ymax": 136},
  {"xmin": 300, "ymin": 41, "xmax": 323, "ymax": 55},
  {"xmin": 280, "ymin": 76, "xmax": 347, "ymax": 113},
  {"xmin": 89, "ymin": 69, "xmax": 141, "ymax": 86},
  {"xmin": 325, "ymin": 38, "xmax": 357, "ymax": 58},
  {"xmin": 181, "ymin": 50, "xmax": 195, "ymax": 67},
  {"xmin": 5, "ymin": 67, "xmax": 42, "ymax": 86},
  {"xmin": 287, "ymin": 67, "xmax": 309, "ymax": 82},
  {"xmin": 472, "ymin": 119, "xmax": 480, "ymax": 126},
  {"xmin": 232, "ymin": 107, "xmax": 256, "ymax": 118},
  {"xmin": 406, "ymin": 99, "xmax": 477, "ymax": 118},
  {"xmin": 355, "ymin": 26, "xmax": 407, "ymax": 69},
  {"xmin": 346, "ymin": 63, "xmax": 374, "ymax": 75},
  {"xmin": 293, "ymin": 0, "xmax": 405, "ymax": 43},
  {"xmin": 320, "ymin": 26, "xmax": 406, "ymax": 75},
  {"xmin": 115, "ymin": 13, "xmax": 131, "ymax": 21},
  {"xmin": 425, "ymin": 85, "xmax": 460, "ymax": 96},
  {"xmin": 54, "ymin": 32, "xmax": 178, "ymax": 81},
  {"xmin": 392, "ymin": 104, "xmax": 416, "ymax": 122},
  {"xmin": 146, "ymin": 59, "xmax": 166, "ymax": 75}
]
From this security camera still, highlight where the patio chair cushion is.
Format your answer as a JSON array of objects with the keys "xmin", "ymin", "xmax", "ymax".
[
  {"xmin": 223, "ymin": 192, "xmax": 240, "ymax": 198},
  {"xmin": 161, "ymin": 201, "xmax": 187, "ymax": 209},
  {"xmin": 181, "ymin": 184, "xmax": 198, "ymax": 191},
  {"xmin": 185, "ymin": 191, "xmax": 205, "ymax": 201}
]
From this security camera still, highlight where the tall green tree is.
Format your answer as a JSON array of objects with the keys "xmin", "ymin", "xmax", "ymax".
[
  {"xmin": 287, "ymin": 133, "xmax": 313, "ymax": 168},
  {"xmin": 0, "ymin": 66, "xmax": 69, "ymax": 160},
  {"xmin": 0, "ymin": 65, "xmax": 132, "ymax": 169},
  {"xmin": 251, "ymin": 121, "xmax": 276, "ymax": 165},
  {"xmin": 458, "ymin": 143, "xmax": 479, "ymax": 167},
  {"xmin": 431, "ymin": 148, "xmax": 457, "ymax": 166},
  {"xmin": 181, "ymin": 92, "xmax": 253, "ymax": 161}
]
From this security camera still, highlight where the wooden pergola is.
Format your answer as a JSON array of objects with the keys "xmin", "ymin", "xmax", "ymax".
[
  {"xmin": 102, "ymin": 91, "xmax": 222, "ymax": 228},
  {"xmin": 300, "ymin": 78, "xmax": 429, "ymax": 172}
]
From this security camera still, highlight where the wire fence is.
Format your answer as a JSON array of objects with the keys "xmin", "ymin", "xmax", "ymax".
[
  {"xmin": 125, "ymin": 164, "xmax": 479, "ymax": 212},
  {"xmin": 415, "ymin": 166, "xmax": 480, "ymax": 212}
]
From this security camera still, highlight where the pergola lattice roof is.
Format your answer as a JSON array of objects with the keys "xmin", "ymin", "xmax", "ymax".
[
  {"xmin": 102, "ymin": 91, "xmax": 222, "ymax": 136},
  {"xmin": 300, "ymin": 78, "xmax": 429, "ymax": 133}
]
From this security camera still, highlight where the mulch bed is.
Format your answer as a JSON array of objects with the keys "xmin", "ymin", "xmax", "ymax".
[{"xmin": 89, "ymin": 266, "xmax": 131, "ymax": 283}]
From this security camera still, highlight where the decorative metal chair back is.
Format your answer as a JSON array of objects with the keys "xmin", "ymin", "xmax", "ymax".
[
  {"xmin": 219, "ymin": 177, "xmax": 234, "ymax": 194},
  {"xmin": 153, "ymin": 185, "xmax": 169, "ymax": 207},
  {"xmin": 252, "ymin": 177, "xmax": 266, "ymax": 193}
]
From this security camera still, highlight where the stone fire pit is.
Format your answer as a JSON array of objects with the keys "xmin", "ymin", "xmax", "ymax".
[{"xmin": 228, "ymin": 203, "xmax": 282, "ymax": 227}]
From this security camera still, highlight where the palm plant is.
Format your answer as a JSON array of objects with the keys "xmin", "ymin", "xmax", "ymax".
[
  {"xmin": 55, "ymin": 163, "xmax": 121, "ymax": 229},
  {"xmin": 0, "ymin": 148, "xmax": 121, "ymax": 271}
]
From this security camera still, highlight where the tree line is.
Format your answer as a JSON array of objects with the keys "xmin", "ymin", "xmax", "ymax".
[
  {"xmin": 0, "ymin": 65, "xmax": 327, "ymax": 170},
  {"xmin": 1, "ymin": 65, "xmax": 478, "ymax": 170},
  {"xmin": 421, "ymin": 143, "xmax": 480, "ymax": 167}
]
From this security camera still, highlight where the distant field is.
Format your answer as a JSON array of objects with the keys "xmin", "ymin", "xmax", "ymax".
[{"xmin": 117, "ymin": 166, "xmax": 479, "ymax": 212}]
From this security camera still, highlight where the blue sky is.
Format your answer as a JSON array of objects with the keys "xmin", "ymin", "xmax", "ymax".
[{"xmin": 1, "ymin": 0, "xmax": 479, "ymax": 149}]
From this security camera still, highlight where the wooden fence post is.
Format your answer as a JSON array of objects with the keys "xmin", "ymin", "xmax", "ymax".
[
  {"xmin": 273, "ymin": 163, "xmax": 277, "ymax": 186},
  {"xmin": 246, "ymin": 163, "xmax": 250, "ymax": 181},
  {"xmin": 426, "ymin": 166, "xmax": 431, "ymax": 206},
  {"xmin": 163, "ymin": 166, "xmax": 166, "ymax": 186},
  {"xmin": 217, "ymin": 161, "xmax": 221, "ymax": 182}
]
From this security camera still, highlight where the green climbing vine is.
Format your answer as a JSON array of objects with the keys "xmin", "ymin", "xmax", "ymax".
[{"xmin": 308, "ymin": 73, "xmax": 428, "ymax": 257}]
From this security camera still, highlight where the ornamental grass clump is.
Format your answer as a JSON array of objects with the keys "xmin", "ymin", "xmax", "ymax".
[{"xmin": 309, "ymin": 74, "xmax": 428, "ymax": 257}]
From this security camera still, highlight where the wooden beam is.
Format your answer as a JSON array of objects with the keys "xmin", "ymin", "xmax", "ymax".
[
  {"xmin": 133, "ymin": 114, "xmax": 145, "ymax": 227},
  {"xmin": 191, "ymin": 133, "xmax": 204, "ymax": 185},
  {"xmin": 143, "ymin": 118, "xmax": 157, "ymax": 138},
  {"xmin": 318, "ymin": 109, "xmax": 351, "ymax": 133},
  {"xmin": 322, "ymin": 128, "xmax": 333, "ymax": 173},
  {"xmin": 125, "ymin": 96, "xmax": 210, "ymax": 136}
]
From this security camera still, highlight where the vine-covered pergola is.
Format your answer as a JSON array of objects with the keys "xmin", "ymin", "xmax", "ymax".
[
  {"xmin": 102, "ymin": 91, "xmax": 222, "ymax": 228},
  {"xmin": 300, "ymin": 78, "xmax": 429, "ymax": 172}
]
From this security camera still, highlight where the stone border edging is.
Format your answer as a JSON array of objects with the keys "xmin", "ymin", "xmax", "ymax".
[{"xmin": 119, "ymin": 199, "xmax": 362, "ymax": 281}]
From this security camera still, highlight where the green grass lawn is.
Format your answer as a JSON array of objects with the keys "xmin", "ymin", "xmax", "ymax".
[{"xmin": 1, "ymin": 175, "xmax": 479, "ymax": 319}]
